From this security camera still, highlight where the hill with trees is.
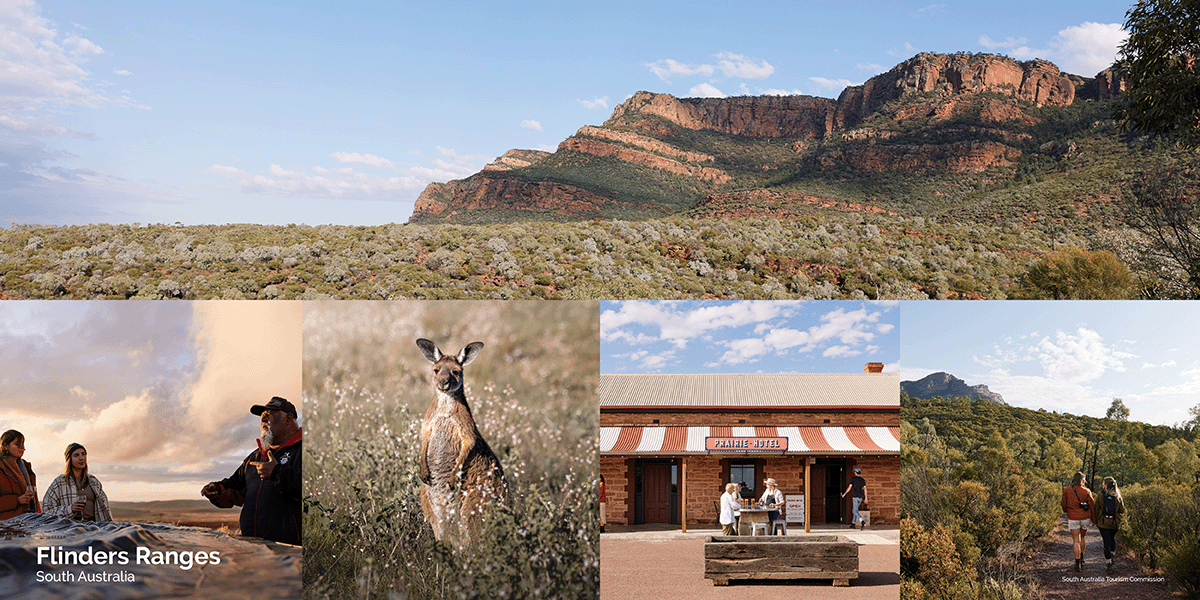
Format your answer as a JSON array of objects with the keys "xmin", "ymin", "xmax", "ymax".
[{"xmin": 902, "ymin": 394, "xmax": 1200, "ymax": 599}]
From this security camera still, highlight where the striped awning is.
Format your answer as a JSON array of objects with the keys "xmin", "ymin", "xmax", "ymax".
[{"xmin": 600, "ymin": 426, "xmax": 900, "ymax": 455}]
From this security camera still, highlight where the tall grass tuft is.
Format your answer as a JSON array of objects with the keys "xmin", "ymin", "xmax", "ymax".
[{"xmin": 303, "ymin": 301, "xmax": 599, "ymax": 599}]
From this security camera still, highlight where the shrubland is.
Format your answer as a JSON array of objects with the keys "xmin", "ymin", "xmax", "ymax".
[{"xmin": 0, "ymin": 213, "xmax": 1156, "ymax": 300}]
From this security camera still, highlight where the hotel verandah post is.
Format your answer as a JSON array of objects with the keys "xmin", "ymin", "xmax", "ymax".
[{"xmin": 599, "ymin": 367, "xmax": 900, "ymax": 530}]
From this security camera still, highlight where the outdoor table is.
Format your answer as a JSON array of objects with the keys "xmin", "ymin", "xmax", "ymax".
[{"xmin": 738, "ymin": 507, "xmax": 773, "ymax": 535}]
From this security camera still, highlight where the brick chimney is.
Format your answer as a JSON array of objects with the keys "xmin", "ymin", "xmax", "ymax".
[{"xmin": 863, "ymin": 362, "xmax": 884, "ymax": 373}]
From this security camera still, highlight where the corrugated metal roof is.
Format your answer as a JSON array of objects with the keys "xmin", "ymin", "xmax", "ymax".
[
  {"xmin": 599, "ymin": 373, "xmax": 899, "ymax": 408},
  {"xmin": 600, "ymin": 425, "xmax": 901, "ymax": 455}
]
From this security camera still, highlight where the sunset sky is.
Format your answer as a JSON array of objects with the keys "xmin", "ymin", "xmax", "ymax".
[
  {"xmin": 0, "ymin": 301, "xmax": 302, "ymax": 501},
  {"xmin": 3, "ymin": 0, "xmax": 1132, "ymax": 226}
]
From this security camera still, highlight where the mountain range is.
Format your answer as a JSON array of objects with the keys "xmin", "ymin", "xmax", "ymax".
[
  {"xmin": 901, "ymin": 371, "xmax": 1006, "ymax": 403},
  {"xmin": 409, "ymin": 51, "xmax": 1130, "ymax": 225}
]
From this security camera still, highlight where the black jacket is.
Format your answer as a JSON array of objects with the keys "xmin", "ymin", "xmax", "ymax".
[{"xmin": 215, "ymin": 438, "xmax": 302, "ymax": 545}]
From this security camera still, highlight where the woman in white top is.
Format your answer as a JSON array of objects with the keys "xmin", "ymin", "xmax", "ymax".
[{"xmin": 719, "ymin": 482, "xmax": 742, "ymax": 536}]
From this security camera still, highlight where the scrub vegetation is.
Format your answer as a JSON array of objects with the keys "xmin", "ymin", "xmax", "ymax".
[
  {"xmin": 302, "ymin": 301, "xmax": 599, "ymax": 599},
  {"xmin": 901, "ymin": 395, "xmax": 1200, "ymax": 599},
  {"xmin": 0, "ymin": 213, "xmax": 1162, "ymax": 300}
]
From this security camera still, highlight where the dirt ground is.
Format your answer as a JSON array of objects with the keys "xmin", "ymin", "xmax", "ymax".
[
  {"xmin": 600, "ymin": 527, "xmax": 899, "ymax": 599},
  {"xmin": 1024, "ymin": 517, "xmax": 1172, "ymax": 600}
]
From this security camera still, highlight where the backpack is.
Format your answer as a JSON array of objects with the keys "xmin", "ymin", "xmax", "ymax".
[{"xmin": 1102, "ymin": 492, "xmax": 1117, "ymax": 519}]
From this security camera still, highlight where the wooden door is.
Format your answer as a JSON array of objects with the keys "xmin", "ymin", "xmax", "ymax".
[{"xmin": 644, "ymin": 463, "xmax": 671, "ymax": 523}]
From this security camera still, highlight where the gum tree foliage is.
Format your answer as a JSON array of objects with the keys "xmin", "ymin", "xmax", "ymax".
[
  {"xmin": 1107, "ymin": 398, "xmax": 1131, "ymax": 421},
  {"xmin": 1125, "ymin": 155, "xmax": 1200, "ymax": 297},
  {"xmin": 1112, "ymin": 0, "xmax": 1200, "ymax": 147}
]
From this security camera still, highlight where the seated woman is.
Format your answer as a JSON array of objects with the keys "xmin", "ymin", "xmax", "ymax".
[
  {"xmin": 42, "ymin": 443, "xmax": 112, "ymax": 522},
  {"xmin": 0, "ymin": 430, "xmax": 39, "ymax": 519}
]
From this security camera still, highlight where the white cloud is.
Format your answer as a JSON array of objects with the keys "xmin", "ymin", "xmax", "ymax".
[
  {"xmin": 760, "ymin": 88, "xmax": 804, "ymax": 96},
  {"xmin": 268, "ymin": 163, "xmax": 300, "ymax": 177},
  {"xmin": 1035, "ymin": 327, "xmax": 1130, "ymax": 383},
  {"xmin": 809, "ymin": 77, "xmax": 855, "ymax": 91},
  {"xmin": 823, "ymin": 345, "xmax": 860, "ymax": 358},
  {"xmin": 0, "ymin": 0, "xmax": 155, "ymax": 221},
  {"xmin": 204, "ymin": 164, "xmax": 247, "ymax": 177},
  {"xmin": 113, "ymin": 69, "xmax": 132, "ymax": 76},
  {"xmin": 602, "ymin": 301, "xmax": 797, "ymax": 350},
  {"xmin": 714, "ymin": 52, "xmax": 774, "ymax": 79},
  {"xmin": 331, "ymin": 151, "xmax": 396, "ymax": 169},
  {"xmin": 1046, "ymin": 22, "xmax": 1126, "ymax": 75},
  {"xmin": 64, "ymin": 34, "xmax": 103, "ymax": 55},
  {"xmin": 647, "ymin": 52, "xmax": 774, "ymax": 83},
  {"xmin": 199, "ymin": 146, "xmax": 488, "ymax": 202},
  {"xmin": 521, "ymin": 119, "xmax": 543, "ymax": 131},
  {"xmin": 639, "ymin": 351, "xmax": 676, "ymax": 370},
  {"xmin": 978, "ymin": 22, "xmax": 1125, "ymax": 76},
  {"xmin": 714, "ymin": 306, "xmax": 885, "ymax": 365},
  {"xmin": 579, "ymin": 97, "xmax": 609, "ymax": 110},
  {"xmin": 646, "ymin": 58, "xmax": 715, "ymax": 82},
  {"xmin": 979, "ymin": 35, "xmax": 1029, "ymax": 50},
  {"xmin": 689, "ymin": 83, "xmax": 725, "ymax": 98},
  {"xmin": 856, "ymin": 63, "xmax": 885, "ymax": 72}
]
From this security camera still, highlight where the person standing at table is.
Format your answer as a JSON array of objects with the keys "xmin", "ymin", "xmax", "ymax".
[
  {"xmin": 760, "ymin": 478, "xmax": 784, "ymax": 533},
  {"xmin": 719, "ymin": 483, "xmax": 742, "ymax": 536}
]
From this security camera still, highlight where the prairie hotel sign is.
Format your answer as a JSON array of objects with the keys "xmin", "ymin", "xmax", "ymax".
[{"xmin": 705, "ymin": 437, "xmax": 788, "ymax": 451}]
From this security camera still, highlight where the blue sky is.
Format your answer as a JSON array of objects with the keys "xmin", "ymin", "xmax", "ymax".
[
  {"xmin": 900, "ymin": 301, "xmax": 1200, "ymax": 426},
  {"xmin": 601, "ymin": 300, "xmax": 899, "ymax": 373},
  {"xmin": 0, "ymin": 301, "xmax": 301, "ymax": 500},
  {"xmin": 2, "ymin": 0, "xmax": 1132, "ymax": 226}
]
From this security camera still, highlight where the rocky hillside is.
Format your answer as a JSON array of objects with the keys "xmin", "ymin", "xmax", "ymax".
[
  {"xmin": 409, "ymin": 52, "xmax": 1135, "ymax": 225},
  {"xmin": 901, "ymin": 372, "xmax": 1006, "ymax": 403}
]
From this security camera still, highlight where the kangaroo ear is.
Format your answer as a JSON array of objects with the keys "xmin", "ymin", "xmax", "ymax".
[
  {"xmin": 416, "ymin": 339, "xmax": 442, "ymax": 363},
  {"xmin": 458, "ymin": 342, "xmax": 484, "ymax": 366}
]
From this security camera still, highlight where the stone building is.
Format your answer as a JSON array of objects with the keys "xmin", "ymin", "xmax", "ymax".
[{"xmin": 599, "ymin": 367, "xmax": 899, "ymax": 529}]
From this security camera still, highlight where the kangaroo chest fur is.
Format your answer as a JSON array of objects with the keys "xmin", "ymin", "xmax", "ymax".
[{"xmin": 422, "ymin": 390, "xmax": 473, "ymax": 489}]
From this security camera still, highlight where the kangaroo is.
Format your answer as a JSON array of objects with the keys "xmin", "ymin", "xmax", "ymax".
[{"xmin": 416, "ymin": 338, "xmax": 509, "ymax": 545}]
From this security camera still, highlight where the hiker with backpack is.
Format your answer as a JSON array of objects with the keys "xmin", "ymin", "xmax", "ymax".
[
  {"xmin": 1093, "ymin": 476, "xmax": 1125, "ymax": 574},
  {"xmin": 1061, "ymin": 471, "xmax": 1095, "ymax": 572}
]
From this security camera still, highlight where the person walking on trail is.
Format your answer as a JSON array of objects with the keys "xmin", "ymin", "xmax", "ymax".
[
  {"xmin": 1061, "ymin": 471, "xmax": 1095, "ymax": 572},
  {"xmin": 841, "ymin": 467, "xmax": 867, "ymax": 530},
  {"xmin": 1093, "ymin": 476, "xmax": 1125, "ymax": 574}
]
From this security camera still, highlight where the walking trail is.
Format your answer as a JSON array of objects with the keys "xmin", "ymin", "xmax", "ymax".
[{"xmin": 1024, "ymin": 516, "xmax": 1171, "ymax": 600}]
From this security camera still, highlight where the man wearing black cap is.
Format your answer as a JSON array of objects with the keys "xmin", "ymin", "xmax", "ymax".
[
  {"xmin": 201, "ymin": 396, "xmax": 302, "ymax": 545},
  {"xmin": 841, "ymin": 466, "xmax": 868, "ymax": 530}
]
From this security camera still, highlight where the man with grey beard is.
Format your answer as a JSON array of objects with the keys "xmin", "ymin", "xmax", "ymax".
[{"xmin": 201, "ymin": 396, "xmax": 302, "ymax": 545}]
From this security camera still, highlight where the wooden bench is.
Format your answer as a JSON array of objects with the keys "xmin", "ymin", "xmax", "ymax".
[{"xmin": 703, "ymin": 534, "xmax": 859, "ymax": 586}]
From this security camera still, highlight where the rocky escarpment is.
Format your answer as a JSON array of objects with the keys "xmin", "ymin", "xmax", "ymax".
[
  {"xmin": 901, "ymin": 372, "xmax": 1006, "ymax": 403},
  {"xmin": 408, "ymin": 52, "xmax": 1110, "ymax": 223},
  {"xmin": 604, "ymin": 92, "xmax": 837, "ymax": 138},
  {"xmin": 835, "ymin": 53, "xmax": 1078, "ymax": 129}
]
